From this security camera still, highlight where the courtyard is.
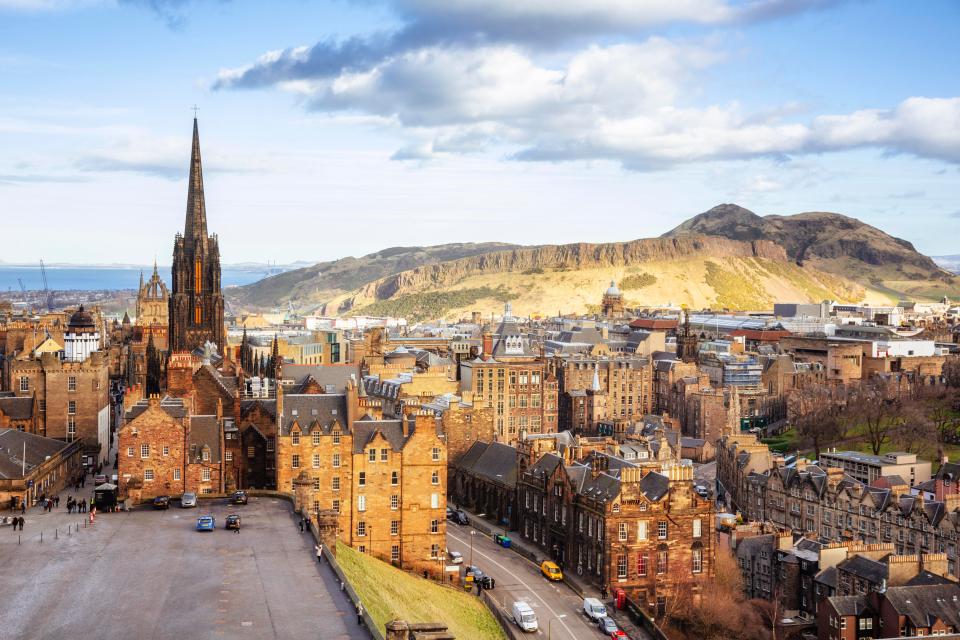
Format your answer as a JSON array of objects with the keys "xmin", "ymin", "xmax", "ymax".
[{"xmin": 0, "ymin": 496, "xmax": 367, "ymax": 640}]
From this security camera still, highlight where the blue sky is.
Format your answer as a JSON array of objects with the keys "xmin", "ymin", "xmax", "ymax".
[{"xmin": 1, "ymin": 0, "xmax": 958, "ymax": 265}]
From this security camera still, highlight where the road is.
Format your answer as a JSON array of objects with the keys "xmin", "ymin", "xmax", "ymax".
[{"xmin": 446, "ymin": 523, "xmax": 612, "ymax": 640}]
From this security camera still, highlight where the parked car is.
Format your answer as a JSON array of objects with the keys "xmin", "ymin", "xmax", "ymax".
[
  {"xmin": 225, "ymin": 514, "xmax": 241, "ymax": 530},
  {"xmin": 597, "ymin": 616, "xmax": 618, "ymax": 635},
  {"xmin": 94, "ymin": 474, "xmax": 108, "ymax": 485},
  {"xmin": 180, "ymin": 492, "xmax": 197, "ymax": 508},
  {"xmin": 152, "ymin": 495, "xmax": 170, "ymax": 510},
  {"xmin": 446, "ymin": 506, "xmax": 454, "ymax": 520},
  {"xmin": 230, "ymin": 490, "xmax": 248, "ymax": 505},
  {"xmin": 448, "ymin": 550, "xmax": 463, "ymax": 564},
  {"xmin": 196, "ymin": 515, "xmax": 215, "ymax": 531},
  {"xmin": 511, "ymin": 601, "xmax": 538, "ymax": 632},
  {"xmin": 583, "ymin": 597, "xmax": 607, "ymax": 621},
  {"xmin": 609, "ymin": 631, "xmax": 629, "ymax": 639},
  {"xmin": 465, "ymin": 565, "xmax": 484, "ymax": 581},
  {"xmin": 540, "ymin": 560, "xmax": 563, "ymax": 582},
  {"xmin": 480, "ymin": 576, "xmax": 495, "ymax": 590},
  {"xmin": 494, "ymin": 533, "xmax": 512, "ymax": 548},
  {"xmin": 450, "ymin": 509, "xmax": 468, "ymax": 525}
]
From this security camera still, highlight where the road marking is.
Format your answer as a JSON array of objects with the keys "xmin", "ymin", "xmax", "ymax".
[{"xmin": 448, "ymin": 530, "xmax": 578, "ymax": 640}]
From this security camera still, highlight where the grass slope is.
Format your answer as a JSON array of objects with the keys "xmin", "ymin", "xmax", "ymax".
[{"xmin": 336, "ymin": 542, "xmax": 506, "ymax": 640}]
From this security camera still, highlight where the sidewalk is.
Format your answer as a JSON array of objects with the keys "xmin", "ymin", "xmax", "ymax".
[{"xmin": 452, "ymin": 504, "xmax": 651, "ymax": 640}]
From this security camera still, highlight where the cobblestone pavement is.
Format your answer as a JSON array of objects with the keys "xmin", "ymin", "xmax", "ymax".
[{"xmin": 0, "ymin": 496, "xmax": 368, "ymax": 640}]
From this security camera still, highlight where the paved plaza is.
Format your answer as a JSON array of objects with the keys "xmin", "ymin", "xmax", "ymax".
[{"xmin": 0, "ymin": 496, "xmax": 368, "ymax": 640}]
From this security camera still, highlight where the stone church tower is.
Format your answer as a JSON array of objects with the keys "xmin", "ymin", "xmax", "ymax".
[{"xmin": 169, "ymin": 118, "xmax": 225, "ymax": 354}]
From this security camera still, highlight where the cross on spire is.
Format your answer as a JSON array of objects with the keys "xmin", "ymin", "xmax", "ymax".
[{"xmin": 191, "ymin": 105, "xmax": 199, "ymax": 118}]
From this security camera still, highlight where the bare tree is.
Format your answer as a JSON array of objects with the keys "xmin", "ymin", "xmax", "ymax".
[
  {"xmin": 943, "ymin": 357, "xmax": 960, "ymax": 390},
  {"xmin": 789, "ymin": 382, "xmax": 847, "ymax": 461},
  {"xmin": 849, "ymin": 377, "xmax": 905, "ymax": 455}
]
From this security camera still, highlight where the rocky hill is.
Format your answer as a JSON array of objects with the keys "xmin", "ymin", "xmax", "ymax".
[
  {"xmin": 229, "ymin": 204, "xmax": 958, "ymax": 321},
  {"xmin": 665, "ymin": 204, "xmax": 957, "ymax": 298},
  {"xmin": 230, "ymin": 242, "xmax": 519, "ymax": 309}
]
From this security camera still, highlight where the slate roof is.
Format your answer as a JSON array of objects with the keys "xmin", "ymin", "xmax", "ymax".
[
  {"xmin": 281, "ymin": 394, "xmax": 347, "ymax": 435},
  {"xmin": 827, "ymin": 595, "xmax": 870, "ymax": 616},
  {"xmin": 188, "ymin": 415, "xmax": 221, "ymax": 463},
  {"xmin": 578, "ymin": 469, "xmax": 621, "ymax": 503},
  {"xmin": 282, "ymin": 364, "xmax": 361, "ymax": 394},
  {"xmin": 125, "ymin": 396, "xmax": 188, "ymax": 421},
  {"xmin": 639, "ymin": 471, "xmax": 669, "ymax": 502},
  {"xmin": 905, "ymin": 570, "xmax": 956, "ymax": 587},
  {"xmin": 0, "ymin": 428, "xmax": 74, "ymax": 479},
  {"xmin": 0, "ymin": 396, "xmax": 34, "ymax": 420},
  {"xmin": 240, "ymin": 398, "xmax": 277, "ymax": 418},
  {"xmin": 837, "ymin": 555, "xmax": 888, "ymax": 584},
  {"xmin": 352, "ymin": 419, "xmax": 411, "ymax": 453},
  {"xmin": 459, "ymin": 441, "xmax": 517, "ymax": 488},
  {"xmin": 883, "ymin": 584, "xmax": 960, "ymax": 629},
  {"xmin": 815, "ymin": 566, "xmax": 838, "ymax": 590}
]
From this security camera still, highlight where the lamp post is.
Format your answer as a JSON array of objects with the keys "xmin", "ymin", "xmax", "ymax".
[
  {"xmin": 469, "ymin": 529, "xmax": 476, "ymax": 568},
  {"xmin": 548, "ymin": 614, "xmax": 567, "ymax": 640}
]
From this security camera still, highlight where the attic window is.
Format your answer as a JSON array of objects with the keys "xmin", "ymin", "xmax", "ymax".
[
  {"xmin": 325, "ymin": 384, "xmax": 335, "ymax": 393},
  {"xmin": 612, "ymin": 503, "xmax": 620, "ymax": 513},
  {"xmin": 292, "ymin": 409, "xmax": 298, "ymax": 416}
]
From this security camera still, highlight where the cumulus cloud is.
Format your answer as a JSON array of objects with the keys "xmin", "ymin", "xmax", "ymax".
[{"xmin": 212, "ymin": 0, "xmax": 959, "ymax": 170}]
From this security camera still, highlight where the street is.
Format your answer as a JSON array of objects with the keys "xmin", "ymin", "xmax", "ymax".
[{"xmin": 446, "ymin": 523, "xmax": 620, "ymax": 640}]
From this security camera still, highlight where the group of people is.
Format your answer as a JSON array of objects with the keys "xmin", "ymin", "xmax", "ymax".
[
  {"xmin": 8, "ymin": 516, "xmax": 25, "ymax": 531},
  {"xmin": 66, "ymin": 497, "xmax": 92, "ymax": 514},
  {"xmin": 37, "ymin": 495, "xmax": 59, "ymax": 512}
]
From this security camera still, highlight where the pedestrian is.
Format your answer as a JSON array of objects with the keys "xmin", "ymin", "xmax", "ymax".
[
  {"xmin": 54, "ymin": 496, "xmax": 60, "ymax": 508},
  {"xmin": 315, "ymin": 544, "xmax": 323, "ymax": 562},
  {"xmin": 10, "ymin": 518, "xmax": 16, "ymax": 533},
  {"xmin": 18, "ymin": 517, "xmax": 24, "ymax": 531},
  {"xmin": 299, "ymin": 518, "xmax": 304, "ymax": 533},
  {"xmin": 356, "ymin": 602, "xmax": 363, "ymax": 626},
  {"xmin": 20, "ymin": 501, "xmax": 25, "ymax": 515}
]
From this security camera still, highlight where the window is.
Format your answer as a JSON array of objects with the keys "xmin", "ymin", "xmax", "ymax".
[
  {"xmin": 657, "ymin": 545, "xmax": 668, "ymax": 574},
  {"xmin": 332, "ymin": 500, "xmax": 340, "ymax": 513},
  {"xmin": 637, "ymin": 553, "xmax": 648, "ymax": 576},
  {"xmin": 638, "ymin": 520, "xmax": 648, "ymax": 541},
  {"xmin": 126, "ymin": 446, "xmax": 133, "ymax": 457},
  {"xmin": 19, "ymin": 377, "xmax": 28, "ymax": 392},
  {"xmin": 358, "ymin": 472, "xmax": 366, "ymax": 487},
  {"xmin": 391, "ymin": 545, "xmax": 400, "ymax": 562},
  {"xmin": 332, "ymin": 477, "xmax": 340, "ymax": 491},
  {"xmin": 390, "ymin": 520, "xmax": 399, "ymax": 535},
  {"xmin": 617, "ymin": 555, "xmax": 627, "ymax": 579},
  {"xmin": 431, "ymin": 519, "xmax": 439, "ymax": 534},
  {"xmin": 202, "ymin": 449, "xmax": 210, "ymax": 462},
  {"xmin": 312, "ymin": 431, "xmax": 321, "ymax": 446},
  {"xmin": 332, "ymin": 431, "xmax": 341, "ymax": 445},
  {"xmin": 431, "ymin": 447, "xmax": 441, "ymax": 461},
  {"xmin": 431, "ymin": 544, "xmax": 440, "ymax": 559},
  {"xmin": 692, "ymin": 545, "xmax": 703, "ymax": 573},
  {"xmin": 332, "ymin": 453, "xmax": 340, "ymax": 468},
  {"xmin": 68, "ymin": 376, "xmax": 76, "ymax": 392},
  {"xmin": 658, "ymin": 521, "xmax": 668, "ymax": 539},
  {"xmin": 369, "ymin": 449, "xmax": 376, "ymax": 462},
  {"xmin": 292, "ymin": 454, "xmax": 300, "ymax": 468},
  {"xmin": 313, "ymin": 477, "xmax": 320, "ymax": 490},
  {"xmin": 692, "ymin": 518, "xmax": 702, "ymax": 539},
  {"xmin": 141, "ymin": 444, "xmax": 150, "ymax": 459},
  {"xmin": 859, "ymin": 619, "xmax": 873, "ymax": 630},
  {"xmin": 431, "ymin": 493, "xmax": 440, "ymax": 509},
  {"xmin": 202, "ymin": 468, "xmax": 211, "ymax": 481},
  {"xmin": 391, "ymin": 471, "xmax": 399, "ymax": 486},
  {"xmin": 67, "ymin": 417, "xmax": 76, "ymax": 440},
  {"xmin": 173, "ymin": 469, "xmax": 181, "ymax": 481},
  {"xmin": 431, "ymin": 471, "xmax": 439, "ymax": 485},
  {"xmin": 358, "ymin": 495, "xmax": 366, "ymax": 512},
  {"xmin": 357, "ymin": 521, "xmax": 366, "ymax": 537},
  {"xmin": 292, "ymin": 432, "xmax": 300, "ymax": 446},
  {"xmin": 162, "ymin": 446, "xmax": 169, "ymax": 457},
  {"xmin": 381, "ymin": 448, "xmax": 388, "ymax": 462},
  {"xmin": 312, "ymin": 453, "xmax": 320, "ymax": 469},
  {"xmin": 68, "ymin": 401, "xmax": 76, "ymax": 415},
  {"xmin": 247, "ymin": 446, "xmax": 255, "ymax": 459},
  {"xmin": 144, "ymin": 469, "xmax": 154, "ymax": 481},
  {"xmin": 619, "ymin": 522, "xmax": 628, "ymax": 541}
]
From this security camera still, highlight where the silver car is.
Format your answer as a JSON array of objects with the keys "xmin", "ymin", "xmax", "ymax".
[{"xmin": 180, "ymin": 492, "xmax": 197, "ymax": 508}]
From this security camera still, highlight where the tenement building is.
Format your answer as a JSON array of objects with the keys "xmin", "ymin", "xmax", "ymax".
[{"xmin": 169, "ymin": 117, "xmax": 225, "ymax": 354}]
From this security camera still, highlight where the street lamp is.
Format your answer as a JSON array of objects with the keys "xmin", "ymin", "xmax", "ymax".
[
  {"xmin": 469, "ymin": 529, "xmax": 476, "ymax": 567},
  {"xmin": 548, "ymin": 614, "xmax": 567, "ymax": 640}
]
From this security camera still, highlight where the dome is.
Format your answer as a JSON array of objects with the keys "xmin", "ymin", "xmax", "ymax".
[
  {"xmin": 605, "ymin": 281, "xmax": 621, "ymax": 296},
  {"xmin": 68, "ymin": 305, "xmax": 96, "ymax": 330}
]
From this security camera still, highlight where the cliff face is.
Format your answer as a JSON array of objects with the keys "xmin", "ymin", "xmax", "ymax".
[{"xmin": 344, "ymin": 236, "xmax": 787, "ymax": 309}]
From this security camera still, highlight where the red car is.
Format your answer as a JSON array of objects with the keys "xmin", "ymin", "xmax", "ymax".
[{"xmin": 610, "ymin": 631, "xmax": 629, "ymax": 640}]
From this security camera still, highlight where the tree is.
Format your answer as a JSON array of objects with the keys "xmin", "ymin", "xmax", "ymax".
[
  {"xmin": 849, "ymin": 377, "xmax": 906, "ymax": 455},
  {"xmin": 943, "ymin": 357, "xmax": 960, "ymax": 389},
  {"xmin": 789, "ymin": 382, "xmax": 847, "ymax": 461}
]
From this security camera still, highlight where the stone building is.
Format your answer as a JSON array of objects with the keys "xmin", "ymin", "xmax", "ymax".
[
  {"xmin": 0, "ymin": 428, "xmax": 83, "ymax": 508},
  {"xmin": 136, "ymin": 262, "xmax": 170, "ymax": 351},
  {"xmin": 0, "ymin": 392, "xmax": 39, "ymax": 432},
  {"xmin": 275, "ymin": 379, "xmax": 449, "ymax": 577},
  {"xmin": 117, "ymin": 395, "xmax": 224, "ymax": 500},
  {"xmin": 600, "ymin": 281, "xmax": 626, "ymax": 318},
  {"xmin": 7, "ymin": 309, "xmax": 111, "ymax": 466},
  {"xmin": 169, "ymin": 117, "xmax": 225, "ymax": 354},
  {"xmin": 554, "ymin": 353, "xmax": 653, "ymax": 433}
]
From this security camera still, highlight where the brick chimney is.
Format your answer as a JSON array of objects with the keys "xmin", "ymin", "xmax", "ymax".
[{"xmin": 481, "ymin": 332, "xmax": 493, "ymax": 359}]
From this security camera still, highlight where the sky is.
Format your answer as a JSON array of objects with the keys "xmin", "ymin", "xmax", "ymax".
[{"xmin": 0, "ymin": 0, "xmax": 958, "ymax": 265}]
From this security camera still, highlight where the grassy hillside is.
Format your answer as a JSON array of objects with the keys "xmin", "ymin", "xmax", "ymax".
[
  {"xmin": 336, "ymin": 542, "xmax": 505, "ymax": 640},
  {"xmin": 347, "ymin": 257, "xmax": 864, "ymax": 321}
]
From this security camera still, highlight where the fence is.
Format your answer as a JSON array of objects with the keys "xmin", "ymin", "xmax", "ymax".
[{"xmin": 2, "ymin": 518, "xmax": 98, "ymax": 546}]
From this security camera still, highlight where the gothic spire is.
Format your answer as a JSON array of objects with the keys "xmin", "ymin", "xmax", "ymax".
[{"xmin": 184, "ymin": 117, "xmax": 208, "ymax": 243}]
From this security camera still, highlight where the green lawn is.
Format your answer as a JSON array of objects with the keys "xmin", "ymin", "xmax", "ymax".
[{"xmin": 335, "ymin": 542, "xmax": 506, "ymax": 640}]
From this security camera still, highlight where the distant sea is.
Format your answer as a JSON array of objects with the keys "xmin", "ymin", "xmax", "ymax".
[{"xmin": 0, "ymin": 266, "xmax": 266, "ymax": 292}]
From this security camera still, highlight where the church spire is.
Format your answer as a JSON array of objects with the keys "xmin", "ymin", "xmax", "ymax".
[{"xmin": 184, "ymin": 117, "xmax": 208, "ymax": 243}]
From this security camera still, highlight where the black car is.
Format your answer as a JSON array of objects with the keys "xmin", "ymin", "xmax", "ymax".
[
  {"xmin": 225, "ymin": 514, "xmax": 241, "ymax": 530},
  {"xmin": 153, "ymin": 495, "xmax": 171, "ymax": 510},
  {"xmin": 230, "ymin": 490, "xmax": 248, "ymax": 505},
  {"xmin": 452, "ymin": 509, "xmax": 468, "ymax": 525}
]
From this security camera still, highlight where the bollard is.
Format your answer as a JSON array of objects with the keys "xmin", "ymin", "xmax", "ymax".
[
  {"xmin": 40, "ymin": 531, "xmax": 43, "ymax": 543},
  {"xmin": 56, "ymin": 528, "xmax": 58, "ymax": 540},
  {"xmin": 18, "ymin": 535, "xmax": 20, "ymax": 545}
]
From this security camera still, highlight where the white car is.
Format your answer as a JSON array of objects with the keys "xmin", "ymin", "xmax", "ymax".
[
  {"xmin": 180, "ymin": 492, "xmax": 197, "ymax": 508},
  {"xmin": 449, "ymin": 550, "xmax": 463, "ymax": 564}
]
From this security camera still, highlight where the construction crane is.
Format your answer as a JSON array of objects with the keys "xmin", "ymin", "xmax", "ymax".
[
  {"xmin": 17, "ymin": 278, "xmax": 26, "ymax": 293},
  {"xmin": 39, "ymin": 259, "xmax": 53, "ymax": 312}
]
